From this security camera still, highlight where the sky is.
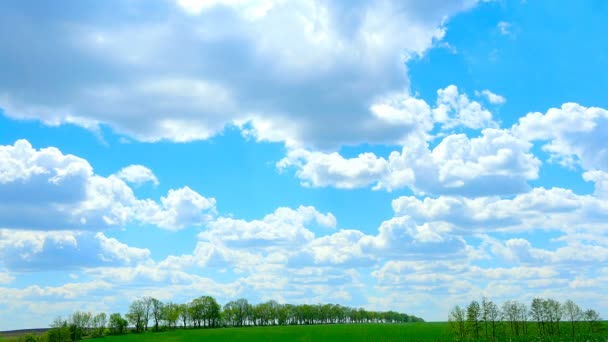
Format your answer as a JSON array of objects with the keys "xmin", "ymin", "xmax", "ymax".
[{"xmin": 1, "ymin": 0, "xmax": 608, "ymax": 330}]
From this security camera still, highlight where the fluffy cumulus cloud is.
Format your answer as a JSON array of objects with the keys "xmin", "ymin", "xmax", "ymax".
[
  {"xmin": 115, "ymin": 164, "xmax": 159, "ymax": 186},
  {"xmin": 0, "ymin": 230, "xmax": 150, "ymax": 271},
  {"xmin": 392, "ymin": 185, "xmax": 608, "ymax": 233},
  {"xmin": 0, "ymin": 0, "xmax": 479, "ymax": 149},
  {"xmin": 433, "ymin": 85, "xmax": 497, "ymax": 129},
  {"xmin": 514, "ymin": 103, "xmax": 608, "ymax": 170},
  {"xmin": 280, "ymin": 127, "xmax": 540, "ymax": 196},
  {"xmin": 0, "ymin": 140, "xmax": 216, "ymax": 231}
]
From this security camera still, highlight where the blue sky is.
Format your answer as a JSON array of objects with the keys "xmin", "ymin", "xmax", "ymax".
[{"xmin": 1, "ymin": 0, "xmax": 608, "ymax": 329}]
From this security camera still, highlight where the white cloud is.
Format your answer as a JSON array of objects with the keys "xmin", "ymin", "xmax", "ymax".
[
  {"xmin": 200, "ymin": 206, "xmax": 336, "ymax": 250},
  {"xmin": 115, "ymin": 164, "xmax": 159, "ymax": 186},
  {"xmin": 0, "ymin": 0, "xmax": 478, "ymax": 149},
  {"xmin": 392, "ymin": 186, "xmax": 608, "ymax": 233},
  {"xmin": 0, "ymin": 230, "xmax": 151, "ymax": 271},
  {"xmin": 476, "ymin": 89, "xmax": 506, "ymax": 104},
  {"xmin": 0, "ymin": 140, "xmax": 216, "ymax": 231},
  {"xmin": 280, "ymin": 128, "xmax": 539, "ymax": 196},
  {"xmin": 434, "ymin": 85, "xmax": 497, "ymax": 129},
  {"xmin": 513, "ymin": 103, "xmax": 608, "ymax": 170},
  {"xmin": 584, "ymin": 170, "xmax": 608, "ymax": 198},
  {"xmin": 359, "ymin": 216, "xmax": 468, "ymax": 259},
  {"xmin": 0, "ymin": 270, "xmax": 14, "ymax": 284}
]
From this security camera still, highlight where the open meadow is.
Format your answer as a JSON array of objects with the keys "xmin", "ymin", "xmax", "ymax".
[
  {"xmin": 0, "ymin": 323, "xmax": 449, "ymax": 342},
  {"xmin": 4, "ymin": 322, "xmax": 608, "ymax": 342},
  {"xmin": 80, "ymin": 323, "xmax": 450, "ymax": 342}
]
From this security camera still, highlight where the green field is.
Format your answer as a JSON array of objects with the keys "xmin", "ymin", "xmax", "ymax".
[
  {"xmin": 3, "ymin": 322, "xmax": 608, "ymax": 341},
  {"xmin": 98, "ymin": 323, "xmax": 451, "ymax": 342}
]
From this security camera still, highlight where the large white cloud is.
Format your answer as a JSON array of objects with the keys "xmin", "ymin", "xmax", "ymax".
[
  {"xmin": 392, "ymin": 186, "xmax": 608, "ymax": 233},
  {"xmin": 0, "ymin": 140, "xmax": 216, "ymax": 231},
  {"xmin": 514, "ymin": 103, "xmax": 608, "ymax": 170},
  {"xmin": 0, "ymin": 230, "xmax": 151, "ymax": 271},
  {"xmin": 0, "ymin": 0, "xmax": 480, "ymax": 149},
  {"xmin": 280, "ymin": 127, "xmax": 539, "ymax": 195}
]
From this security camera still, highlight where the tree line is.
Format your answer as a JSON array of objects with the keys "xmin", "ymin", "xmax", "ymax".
[
  {"xmin": 34, "ymin": 296, "xmax": 422, "ymax": 341},
  {"xmin": 448, "ymin": 297, "xmax": 604, "ymax": 341}
]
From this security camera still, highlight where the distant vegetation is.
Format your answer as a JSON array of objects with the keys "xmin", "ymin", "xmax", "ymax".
[
  {"xmin": 5, "ymin": 295, "xmax": 606, "ymax": 341},
  {"xmin": 448, "ymin": 296, "xmax": 605, "ymax": 341},
  {"xmin": 8, "ymin": 296, "xmax": 421, "ymax": 341}
]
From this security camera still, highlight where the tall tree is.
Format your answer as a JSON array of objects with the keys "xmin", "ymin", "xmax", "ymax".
[
  {"xmin": 482, "ymin": 297, "xmax": 500, "ymax": 339},
  {"xmin": 126, "ymin": 299, "xmax": 147, "ymax": 332},
  {"xmin": 448, "ymin": 305, "xmax": 466, "ymax": 339},
  {"xmin": 150, "ymin": 298, "xmax": 164, "ymax": 331},
  {"xmin": 91, "ymin": 312, "xmax": 107, "ymax": 337},
  {"xmin": 466, "ymin": 300, "xmax": 481, "ymax": 339},
  {"xmin": 179, "ymin": 303, "xmax": 190, "ymax": 328},
  {"xmin": 530, "ymin": 298, "xmax": 546, "ymax": 336},
  {"xmin": 563, "ymin": 299, "xmax": 582, "ymax": 338},
  {"xmin": 142, "ymin": 296, "xmax": 153, "ymax": 331}
]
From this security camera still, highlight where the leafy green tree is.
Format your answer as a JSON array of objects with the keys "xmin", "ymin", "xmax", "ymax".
[
  {"xmin": 108, "ymin": 313, "xmax": 128, "ymax": 335},
  {"xmin": 126, "ymin": 299, "xmax": 147, "ymax": 332},
  {"xmin": 163, "ymin": 302, "xmax": 181, "ymax": 329},
  {"xmin": 150, "ymin": 298, "xmax": 164, "ymax": 331},
  {"xmin": 48, "ymin": 317, "xmax": 71, "ymax": 342},
  {"xmin": 179, "ymin": 304, "xmax": 190, "ymax": 328}
]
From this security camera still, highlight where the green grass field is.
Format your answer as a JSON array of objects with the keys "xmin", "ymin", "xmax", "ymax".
[
  {"xmin": 99, "ymin": 323, "xmax": 451, "ymax": 342},
  {"xmin": 3, "ymin": 322, "xmax": 607, "ymax": 341}
]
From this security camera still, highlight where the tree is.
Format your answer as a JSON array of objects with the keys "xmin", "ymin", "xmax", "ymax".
[
  {"xmin": 179, "ymin": 304, "xmax": 190, "ymax": 328},
  {"xmin": 141, "ymin": 296, "xmax": 153, "ymax": 331},
  {"xmin": 69, "ymin": 311, "xmax": 91, "ymax": 340},
  {"xmin": 530, "ymin": 298, "xmax": 546, "ymax": 336},
  {"xmin": 563, "ymin": 299, "xmax": 582, "ymax": 338},
  {"xmin": 108, "ymin": 313, "xmax": 128, "ymax": 335},
  {"xmin": 583, "ymin": 309, "xmax": 603, "ymax": 334},
  {"xmin": 91, "ymin": 312, "xmax": 107, "ymax": 337},
  {"xmin": 482, "ymin": 297, "xmax": 500, "ymax": 339},
  {"xmin": 163, "ymin": 302, "xmax": 181, "ymax": 329},
  {"xmin": 127, "ymin": 299, "xmax": 147, "ymax": 332},
  {"xmin": 48, "ymin": 317, "xmax": 71, "ymax": 342},
  {"xmin": 448, "ymin": 305, "xmax": 466, "ymax": 339},
  {"xmin": 502, "ymin": 300, "xmax": 525, "ymax": 337},
  {"xmin": 224, "ymin": 298, "xmax": 250, "ymax": 326},
  {"xmin": 466, "ymin": 300, "xmax": 481, "ymax": 339},
  {"xmin": 150, "ymin": 298, "xmax": 164, "ymax": 331}
]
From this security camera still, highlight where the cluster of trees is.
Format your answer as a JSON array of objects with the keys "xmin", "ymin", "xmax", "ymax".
[
  {"xmin": 40, "ymin": 296, "xmax": 421, "ymax": 341},
  {"xmin": 124, "ymin": 296, "xmax": 421, "ymax": 331},
  {"xmin": 42, "ymin": 311, "xmax": 127, "ymax": 341},
  {"xmin": 449, "ymin": 297, "xmax": 604, "ymax": 341}
]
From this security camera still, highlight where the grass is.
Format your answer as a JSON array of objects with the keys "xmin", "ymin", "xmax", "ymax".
[
  {"xmin": 99, "ymin": 323, "xmax": 452, "ymax": 342},
  {"xmin": 3, "ymin": 322, "xmax": 607, "ymax": 341}
]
